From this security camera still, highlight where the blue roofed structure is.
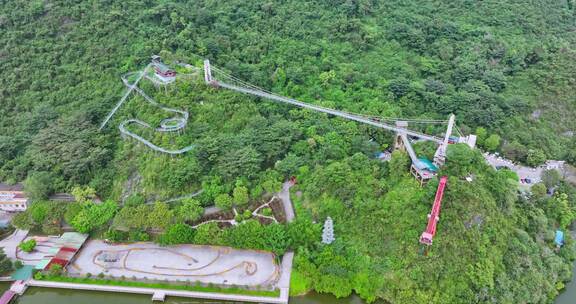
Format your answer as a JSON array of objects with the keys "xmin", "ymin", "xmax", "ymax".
[
  {"xmin": 418, "ymin": 158, "xmax": 438, "ymax": 172},
  {"xmin": 555, "ymin": 230, "xmax": 564, "ymax": 247}
]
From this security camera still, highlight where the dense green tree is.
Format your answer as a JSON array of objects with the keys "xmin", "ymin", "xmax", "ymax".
[
  {"xmin": 70, "ymin": 200, "xmax": 118, "ymax": 233},
  {"xmin": 158, "ymin": 223, "xmax": 195, "ymax": 246},
  {"xmin": 482, "ymin": 70, "xmax": 506, "ymax": 92},
  {"xmin": 29, "ymin": 202, "xmax": 50, "ymax": 223},
  {"xmin": 484, "ymin": 134, "xmax": 501, "ymax": 152},
  {"xmin": 124, "ymin": 194, "xmax": 146, "ymax": 207},
  {"xmin": 388, "ymin": 78, "xmax": 411, "ymax": 98},
  {"xmin": 549, "ymin": 193, "xmax": 575, "ymax": 229},
  {"xmin": 24, "ymin": 171, "xmax": 54, "ymax": 201},
  {"xmin": 11, "ymin": 212, "xmax": 33, "ymax": 230},
  {"xmin": 71, "ymin": 186, "xmax": 96, "ymax": 203},
  {"xmin": 18, "ymin": 239, "xmax": 36, "ymax": 253},
  {"xmin": 287, "ymin": 218, "xmax": 322, "ymax": 249},
  {"xmin": 232, "ymin": 186, "xmax": 249, "ymax": 207},
  {"xmin": 541, "ymin": 169, "xmax": 561, "ymax": 189},
  {"xmin": 526, "ymin": 149, "xmax": 546, "ymax": 167},
  {"xmin": 194, "ymin": 222, "xmax": 222, "ymax": 245},
  {"xmin": 501, "ymin": 141, "xmax": 528, "ymax": 162},
  {"xmin": 64, "ymin": 202, "xmax": 84, "ymax": 223},
  {"xmin": 475, "ymin": 127, "xmax": 487, "ymax": 147},
  {"xmin": 25, "ymin": 113, "xmax": 112, "ymax": 184},
  {"xmin": 215, "ymin": 193, "xmax": 233, "ymax": 210},
  {"xmin": 531, "ymin": 183, "xmax": 547, "ymax": 200},
  {"xmin": 12, "ymin": 201, "xmax": 65, "ymax": 234},
  {"xmin": 388, "ymin": 150, "xmax": 410, "ymax": 182},
  {"xmin": 177, "ymin": 199, "xmax": 203, "ymax": 222},
  {"xmin": 200, "ymin": 176, "xmax": 225, "ymax": 205},
  {"xmin": 216, "ymin": 147, "xmax": 263, "ymax": 181},
  {"xmin": 147, "ymin": 202, "xmax": 174, "ymax": 230},
  {"xmin": 0, "ymin": 249, "xmax": 13, "ymax": 275}
]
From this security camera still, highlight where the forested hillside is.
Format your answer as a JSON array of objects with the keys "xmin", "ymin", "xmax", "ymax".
[{"xmin": 2, "ymin": 0, "xmax": 576, "ymax": 303}]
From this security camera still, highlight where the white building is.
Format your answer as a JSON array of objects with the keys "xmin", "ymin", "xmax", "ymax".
[{"xmin": 0, "ymin": 183, "xmax": 28, "ymax": 212}]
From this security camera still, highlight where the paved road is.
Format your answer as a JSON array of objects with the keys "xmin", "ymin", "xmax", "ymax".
[
  {"xmin": 278, "ymin": 182, "xmax": 295, "ymax": 223},
  {"xmin": 203, "ymin": 206, "xmax": 222, "ymax": 216},
  {"xmin": 277, "ymin": 251, "xmax": 294, "ymax": 301},
  {"xmin": 162, "ymin": 190, "xmax": 204, "ymax": 204},
  {"xmin": 0, "ymin": 230, "xmax": 28, "ymax": 260}
]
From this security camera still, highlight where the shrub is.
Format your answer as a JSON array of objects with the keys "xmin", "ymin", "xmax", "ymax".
[
  {"xmin": 14, "ymin": 260, "xmax": 23, "ymax": 269},
  {"xmin": 19, "ymin": 239, "xmax": 37, "ymax": 253},
  {"xmin": 215, "ymin": 194, "xmax": 233, "ymax": 210},
  {"xmin": 242, "ymin": 209, "xmax": 252, "ymax": 220},
  {"xmin": 158, "ymin": 224, "xmax": 195, "ymax": 246},
  {"xmin": 48, "ymin": 264, "xmax": 63, "ymax": 277}
]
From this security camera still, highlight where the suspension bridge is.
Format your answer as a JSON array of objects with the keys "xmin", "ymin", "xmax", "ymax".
[
  {"xmin": 203, "ymin": 59, "xmax": 475, "ymax": 184},
  {"xmin": 202, "ymin": 58, "xmax": 478, "ymax": 248}
]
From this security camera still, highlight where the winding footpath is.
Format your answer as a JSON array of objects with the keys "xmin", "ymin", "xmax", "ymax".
[
  {"xmin": 100, "ymin": 66, "xmax": 196, "ymax": 155},
  {"xmin": 279, "ymin": 181, "xmax": 295, "ymax": 223},
  {"xmin": 117, "ymin": 71, "xmax": 195, "ymax": 154}
]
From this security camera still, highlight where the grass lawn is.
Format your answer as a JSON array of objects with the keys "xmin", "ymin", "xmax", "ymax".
[
  {"xmin": 38, "ymin": 274, "xmax": 280, "ymax": 297},
  {"xmin": 289, "ymin": 269, "xmax": 312, "ymax": 296}
]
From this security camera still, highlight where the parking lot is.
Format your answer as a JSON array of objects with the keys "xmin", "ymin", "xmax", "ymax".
[{"xmin": 484, "ymin": 152, "xmax": 566, "ymax": 186}]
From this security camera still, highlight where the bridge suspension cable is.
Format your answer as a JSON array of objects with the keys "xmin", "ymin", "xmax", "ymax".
[
  {"xmin": 208, "ymin": 62, "xmax": 445, "ymax": 143},
  {"xmin": 211, "ymin": 66, "xmax": 448, "ymax": 124}
]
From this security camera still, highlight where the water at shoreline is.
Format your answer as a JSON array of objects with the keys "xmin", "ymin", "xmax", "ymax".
[
  {"xmin": 1, "ymin": 275, "xmax": 573, "ymax": 304},
  {"xmin": 555, "ymin": 261, "xmax": 576, "ymax": 304}
]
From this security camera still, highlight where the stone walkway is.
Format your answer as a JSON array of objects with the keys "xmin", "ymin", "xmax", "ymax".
[
  {"xmin": 277, "ymin": 251, "xmax": 294, "ymax": 301},
  {"xmin": 278, "ymin": 182, "xmax": 295, "ymax": 223}
]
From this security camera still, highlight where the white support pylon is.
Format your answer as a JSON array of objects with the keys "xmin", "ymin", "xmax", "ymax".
[
  {"xmin": 203, "ymin": 59, "xmax": 212, "ymax": 84},
  {"xmin": 433, "ymin": 114, "xmax": 455, "ymax": 167}
]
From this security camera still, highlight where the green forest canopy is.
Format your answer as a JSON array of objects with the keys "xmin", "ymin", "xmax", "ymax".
[{"xmin": 2, "ymin": 0, "xmax": 576, "ymax": 303}]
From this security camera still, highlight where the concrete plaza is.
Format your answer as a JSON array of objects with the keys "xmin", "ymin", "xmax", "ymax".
[{"xmin": 67, "ymin": 241, "xmax": 280, "ymax": 288}]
